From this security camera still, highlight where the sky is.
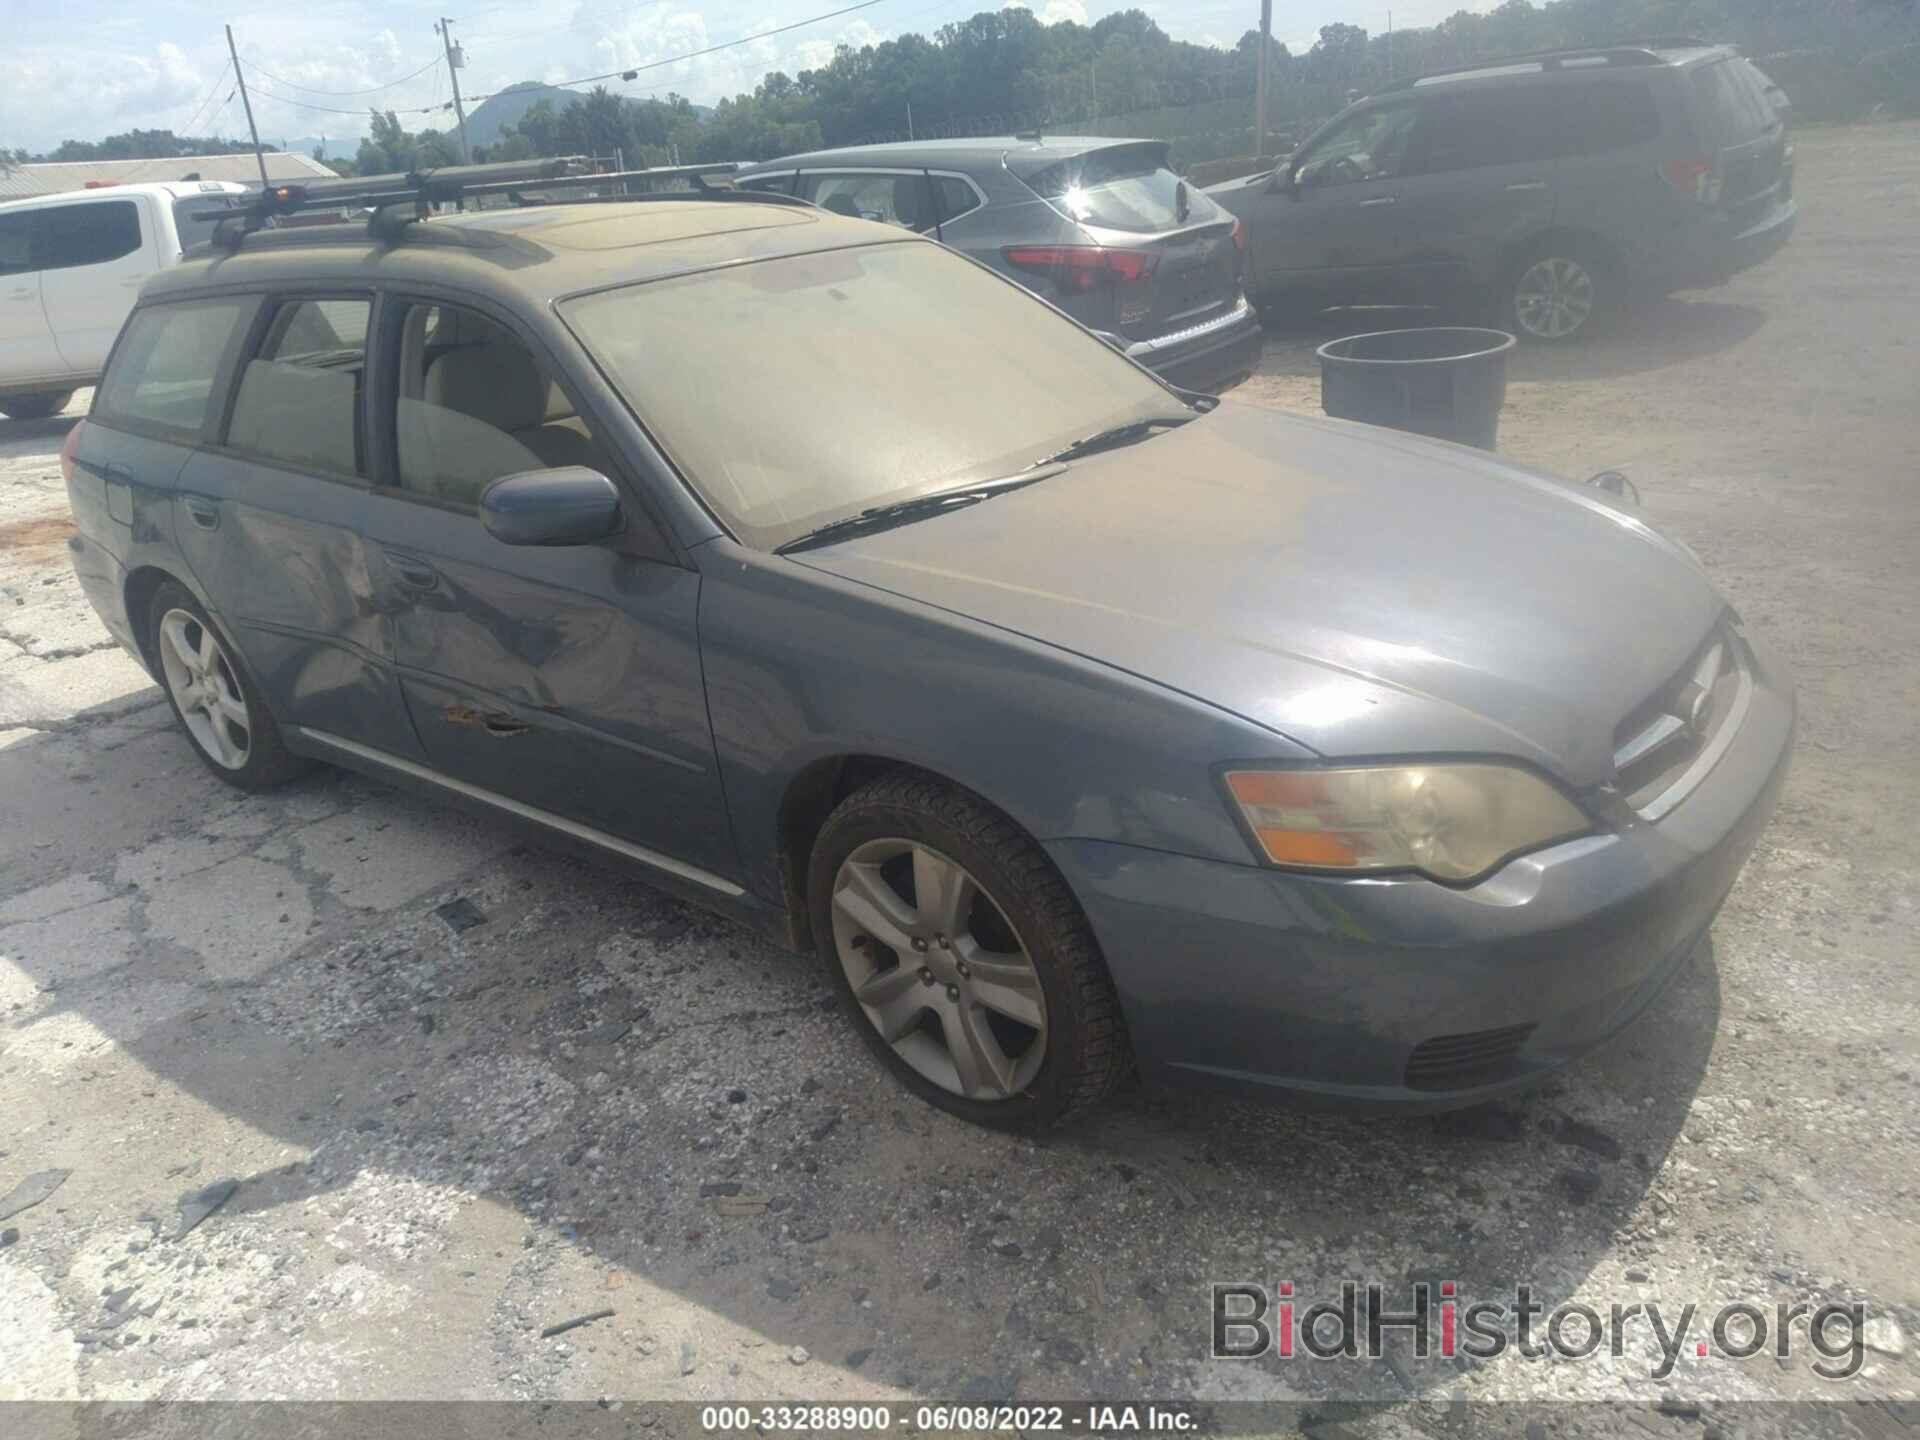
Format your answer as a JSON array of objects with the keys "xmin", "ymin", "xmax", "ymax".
[{"xmin": 1, "ymin": 0, "xmax": 1482, "ymax": 155}]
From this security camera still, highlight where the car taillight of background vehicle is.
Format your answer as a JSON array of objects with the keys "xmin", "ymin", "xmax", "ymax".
[
  {"xmin": 1664, "ymin": 156, "xmax": 1721, "ymax": 204},
  {"xmin": 59, "ymin": 418, "xmax": 83, "ymax": 488},
  {"xmin": 1002, "ymin": 245, "xmax": 1160, "ymax": 294}
]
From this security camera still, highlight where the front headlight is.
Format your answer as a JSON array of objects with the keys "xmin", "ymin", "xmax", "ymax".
[{"xmin": 1223, "ymin": 763, "xmax": 1591, "ymax": 883}]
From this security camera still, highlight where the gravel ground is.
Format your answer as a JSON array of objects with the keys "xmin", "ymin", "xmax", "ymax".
[{"xmin": 0, "ymin": 123, "xmax": 1915, "ymax": 1430}]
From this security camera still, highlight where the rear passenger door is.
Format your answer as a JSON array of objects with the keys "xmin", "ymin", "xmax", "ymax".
[
  {"xmin": 357, "ymin": 295, "xmax": 735, "ymax": 878},
  {"xmin": 1390, "ymin": 86, "xmax": 1560, "ymax": 304},
  {"xmin": 0, "ymin": 208, "xmax": 62, "ymax": 383},
  {"xmin": 1546, "ymin": 76, "xmax": 1672, "ymax": 277},
  {"xmin": 35, "ymin": 198, "xmax": 159, "ymax": 376},
  {"xmin": 174, "ymin": 293, "xmax": 423, "ymax": 759}
]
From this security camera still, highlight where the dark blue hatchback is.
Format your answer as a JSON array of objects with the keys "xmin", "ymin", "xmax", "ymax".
[{"xmin": 63, "ymin": 173, "xmax": 1790, "ymax": 1128}]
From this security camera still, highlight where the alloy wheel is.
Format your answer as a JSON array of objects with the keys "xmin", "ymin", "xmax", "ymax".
[
  {"xmin": 828, "ymin": 838, "xmax": 1048, "ymax": 1102},
  {"xmin": 157, "ymin": 608, "xmax": 252, "ymax": 770},
  {"xmin": 1514, "ymin": 256, "xmax": 1595, "ymax": 340}
]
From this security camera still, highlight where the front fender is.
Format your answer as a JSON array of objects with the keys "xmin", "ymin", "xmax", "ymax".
[{"xmin": 694, "ymin": 539, "xmax": 1306, "ymax": 908}]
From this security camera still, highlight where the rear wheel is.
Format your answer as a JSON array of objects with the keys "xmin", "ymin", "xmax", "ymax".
[
  {"xmin": 147, "ymin": 582, "xmax": 309, "ymax": 790},
  {"xmin": 0, "ymin": 391, "xmax": 73, "ymax": 421},
  {"xmin": 808, "ymin": 771, "xmax": 1129, "ymax": 1131},
  {"xmin": 1506, "ymin": 245, "xmax": 1607, "ymax": 342}
]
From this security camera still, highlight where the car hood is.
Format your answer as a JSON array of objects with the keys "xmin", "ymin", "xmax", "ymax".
[{"xmin": 792, "ymin": 404, "xmax": 1725, "ymax": 787}]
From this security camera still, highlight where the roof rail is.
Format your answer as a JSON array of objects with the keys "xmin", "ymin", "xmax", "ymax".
[{"xmin": 1382, "ymin": 39, "xmax": 1722, "ymax": 91}]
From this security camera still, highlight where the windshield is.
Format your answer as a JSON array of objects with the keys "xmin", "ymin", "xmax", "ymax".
[
  {"xmin": 1024, "ymin": 144, "xmax": 1215, "ymax": 232},
  {"xmin": 563, "ymin": 241, "xmax": 1178, "ymax": 550}
]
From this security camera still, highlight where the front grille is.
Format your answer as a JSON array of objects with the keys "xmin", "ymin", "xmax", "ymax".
[
  {"xmin": 1611, "ymin": 623, "xmax": 1749, "ymax": 818},
  {"xmin": 1404, "ymin": 1024, "xmax": 1535, "ymax": 1091}
]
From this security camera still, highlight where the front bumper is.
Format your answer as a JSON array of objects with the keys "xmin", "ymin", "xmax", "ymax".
[
  {"xmin": 1047, "ymin": 638, "xmax": 1794, "ymax": 1109},
  {"xmin": 1129, "ymin": 297, "xmax": 1265, "ymax": 395}
]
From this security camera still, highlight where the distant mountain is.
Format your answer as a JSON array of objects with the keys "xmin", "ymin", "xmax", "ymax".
[{"xmin": 464, "ymin": 81, "xmax": 711, "ymax": 148}]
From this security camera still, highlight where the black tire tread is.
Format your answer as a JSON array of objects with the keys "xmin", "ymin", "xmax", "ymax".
[
  {"xmin": 816, "ymin": 769, "xmax": 1130, "ymax": 1128},
  {"xmin": 0, "ymin": 391, "xmax": 73, "ymax": 421}
]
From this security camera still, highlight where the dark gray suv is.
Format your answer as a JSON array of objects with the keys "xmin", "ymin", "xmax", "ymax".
[
  {"xmin": 1211, "ymin": 42, "xmax": 1797, "ymax": 340},
  {"xmin": 736, "ymin": 137, "xmax": 1264, "ymax": 392}
]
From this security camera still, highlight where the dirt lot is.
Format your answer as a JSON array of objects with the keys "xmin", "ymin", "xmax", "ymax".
[{"xmin": 1, "ymin": 123, "xmax": 1916, "ymax": 1429}]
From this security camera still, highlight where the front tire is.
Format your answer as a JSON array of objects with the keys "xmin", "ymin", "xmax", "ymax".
[
  {"xmin": 0, "ymin": 390, "xmax": 74, "ymax": 421},
  {"xmin": 147, "ymin": 581, "xmax": 309, "ymax": 790},
  {"xmin": 808, "ymin": 772, "xmax": 1129, "ymax": 1131}
]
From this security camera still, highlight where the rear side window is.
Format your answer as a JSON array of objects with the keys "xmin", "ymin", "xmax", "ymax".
[
  {"xmin": 799, "ymin": 172, "xmax": 941, "ymax": 233},
  {"xmin": 1558, "ymin": 81, "xmax": 1663, "ymax": 156},
  {"xmin": 95, "ymin": 299, "xmax": 248, "ymax": 436},
  {"xmin": 0, "ymin": 212, "xmax": 31, "ymax": 276},
  {"xmin": 1691, "ymin": 59, "xmax": 1775, "ymax": 148},
  {"xmin": 173, "ymin": 194, "xmax": 245, "ymax": 252},
  {"xmin": 1025, "ymin": 145, "xmax": 1209, "ymax": 232},
  {"xmin": 32, "ymin": 201, "xmax": 143, "ymax": 271},
  {"xmin": 226, "ymin": 298, "xmax": 371, "ymax": 479},
  {"xmin": 931, "ymin": 175, "xmax": 982, "ymax": 224}
]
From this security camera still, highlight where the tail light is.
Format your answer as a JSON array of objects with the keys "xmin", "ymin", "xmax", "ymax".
[
  {"xmin": 1002, "ymin": 245, "xmax": 1159, "ymax": 294},
  {"xmin": 1663, "ymin": 156, "xmax": 1720, "ymax": 204},
  {"xmin": 59, "ymin": 419, "xmax": 83, "ymax": 489},
  {"xmin": 1230, "ymin": 218, "xmax": 1247, "ymax": 254}
]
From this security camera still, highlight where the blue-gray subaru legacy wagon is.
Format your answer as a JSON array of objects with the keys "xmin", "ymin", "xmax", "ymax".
[{"xmin": 62, "ymin": 182, "xmax": 1792, "ymax": 1129}]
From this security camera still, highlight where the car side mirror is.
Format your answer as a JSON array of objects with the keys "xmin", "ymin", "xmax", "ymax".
[
  {"xmin": 1269, "ymin": 164, "xmax": 1297, "ymax": 197},
  {"xmin": 481, "ymin": 467, "xmax": 623, "ymax": 546},
  {"xmin": 1088, "ymin": 329, "xmax": 1129, "ymax": 353}
]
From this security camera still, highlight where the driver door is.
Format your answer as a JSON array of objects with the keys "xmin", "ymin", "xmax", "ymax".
[{"xmin": 1251, "ymin": 98, "xmax": 1423, "ymax": 308}]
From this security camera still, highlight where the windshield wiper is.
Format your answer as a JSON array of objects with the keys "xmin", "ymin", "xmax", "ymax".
[
  {"xmin": 1036, "ymin": 414, "xmax": 1194, "ymax": 467},
  {"xmin": 774, "ymin": 467, "xmax": 1063, "ymax": 555}
]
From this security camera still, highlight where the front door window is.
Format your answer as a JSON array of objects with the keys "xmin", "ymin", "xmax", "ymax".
[{"xmin": 1294, "ymin": 104, "xmax": 1421, "ymax": 189}]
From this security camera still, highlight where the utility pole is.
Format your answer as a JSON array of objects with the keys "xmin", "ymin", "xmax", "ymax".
[
  {"xmin": 1253, "ymin": 0, "xmax": 1273, "ymax": 159},
  {"xmin": 1387, "ymin": 11, "xmax": 1394, "ymax": 80},
  {"xmin": 436, "ymin": 18, "xmax": 473, "ymax": 164},
  {"xmin": 225, "ymin": 24, "xmax": 272, "ymax": 191}
]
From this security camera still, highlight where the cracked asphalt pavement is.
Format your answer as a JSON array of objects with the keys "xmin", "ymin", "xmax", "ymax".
[{"xmin": 0, "ymin": 124, "xmax": 1916, "ymax": 1432}]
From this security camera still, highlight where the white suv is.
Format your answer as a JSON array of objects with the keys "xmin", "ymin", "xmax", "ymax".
[{"xmin": 0, "ymin": 180, "xmax": 249, "ymax": 419}]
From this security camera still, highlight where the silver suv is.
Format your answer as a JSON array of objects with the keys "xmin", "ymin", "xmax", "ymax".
[
  {"xmin": 736, "ymin": 137, "xmax": 1264, "ymax": 392},
  {"xmin": 1210, "ymin": 42, "xmax": 1796, "ymax": 341}
]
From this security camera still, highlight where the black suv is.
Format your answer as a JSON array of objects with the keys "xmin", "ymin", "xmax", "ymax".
[{"xmin": 1210, "ymin": 42, "xmax": 1797, "ymax": 340}]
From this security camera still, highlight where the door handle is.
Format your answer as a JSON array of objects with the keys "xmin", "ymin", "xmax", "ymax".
[
  {"xmin": 444, "ymin": 703, "xmax": 530, "ymax": 737},
  {"xmin": 1505, "ymin": 181, "xmax": 1549, "ymax": 192},
  {"xmin": 384, "ymin": 552, "xmax": 440, "ymax": 591},
  {"xmin": 181, "ymin": 496, "xmax": 219, "ymax": 530},
  {"xmin": 1356, "ymin": 195, "xmax": 1397, "ymax": 208}
]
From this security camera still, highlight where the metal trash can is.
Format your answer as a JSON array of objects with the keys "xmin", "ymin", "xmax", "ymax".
[{"xmin": 1316, "ymin": 327, "xmax": 1517, "ymax": 450}]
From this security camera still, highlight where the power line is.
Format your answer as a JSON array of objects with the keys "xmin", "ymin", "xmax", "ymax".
[{"xmin": 239, "ymin": 53, "xmax": 443, "ymax": 97}]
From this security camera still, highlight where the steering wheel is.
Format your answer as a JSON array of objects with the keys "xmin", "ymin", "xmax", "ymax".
[{"xmin": 1329, "ymin": 154, "xmax": 1369, "ymax": 186}]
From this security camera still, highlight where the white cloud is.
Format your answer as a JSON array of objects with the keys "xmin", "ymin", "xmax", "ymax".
[{"xmin": 1002, "ymin": 0, "xmax": 1090, "ymax": 24}]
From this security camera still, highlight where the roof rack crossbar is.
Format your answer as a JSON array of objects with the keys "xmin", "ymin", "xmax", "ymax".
[
  {"xmin": 190, "ymin": 156, "xmax": 596, "ymax": 243},
  {"xmin": 190, "ymin": 159, "xmax": 816, "ymax": 246}
]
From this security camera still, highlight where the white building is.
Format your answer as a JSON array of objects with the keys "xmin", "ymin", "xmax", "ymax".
[{"xmin": 21, "ymin": 151, "xmax": 337, "ymax": 194}]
